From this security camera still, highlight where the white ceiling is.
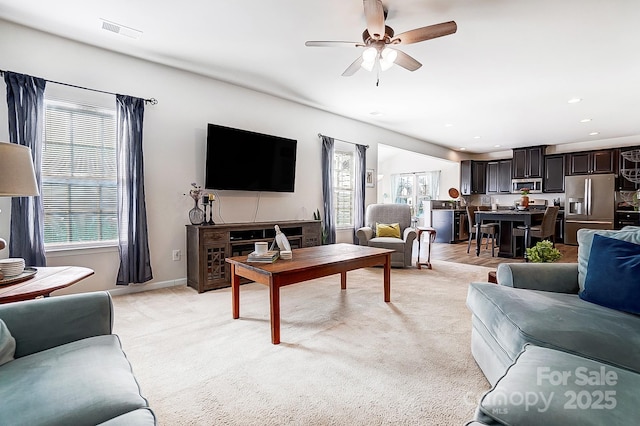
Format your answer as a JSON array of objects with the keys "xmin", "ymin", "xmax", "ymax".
[{"xmin": 2, "ymin": 0, "xmax": 640, "ymax": 154}]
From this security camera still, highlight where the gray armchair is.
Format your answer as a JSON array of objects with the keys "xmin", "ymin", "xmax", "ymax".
[{"xmin": 355, "ymin": 203, "xmax": 417, "ymax": 267}]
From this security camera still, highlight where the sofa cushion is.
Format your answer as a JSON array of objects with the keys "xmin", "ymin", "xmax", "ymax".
[
  {"xmin": 580, "ymin": 234, "xmax": 640, "ymax": 314},
  {"xmin": 479, "ymin": 345, "xmax": 640, "ymax": 425},
  {"xmin": 0, "ymin": 319, "xmax": 15, "ymax": 366},
  {"xmin": 376, "ymin": 222, "xmax": 401, "ymax": 238},
  {"xmin": 0, "ymin": 334, "xmax": 149, "ymax": 425},
  {"xmin": 467, "ymin": 282, "xmax": 640, "ymax": 373},
  {"xmin": 577, "ymin": 227, "xmax": 640, "ymax": 291},
  {"xmin": 368, "ymin": 237, "xmax": 405, "ymax": 252}
]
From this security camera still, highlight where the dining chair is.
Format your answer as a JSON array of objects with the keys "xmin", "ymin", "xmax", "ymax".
[
  {"xmin": 512, "ymin": 206, "xmax": 560, "ymax": 250},
  {"xmin": 466, "ymin": 205, "xmax": 499, "ymax": 257}
]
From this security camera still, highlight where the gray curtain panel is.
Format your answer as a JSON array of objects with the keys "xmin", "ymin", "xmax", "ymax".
[
  {"xmin": 4, "ymin": 71, "xmax": 47, "ymax": 267},
  {"xmin": 115, "ymin": 95, "xmax": 153, "ymax": 285},
  {"xmin": 353, "ymin": 144, "xmax": 367, "ymax": 244},
  {"xmin": 320, "ymin": 135, "xmax": 336, "ymax": 244}
]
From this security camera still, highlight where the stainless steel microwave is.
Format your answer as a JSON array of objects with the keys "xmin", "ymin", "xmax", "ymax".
[{"xmin": 511, "ymin": 178, "xmax": 543, "ymax": 194}]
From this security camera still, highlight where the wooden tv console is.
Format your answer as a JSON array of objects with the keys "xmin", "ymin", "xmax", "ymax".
[{"xmin": 186, "ymin": 220, "xmax": 322, "ymax": 293}]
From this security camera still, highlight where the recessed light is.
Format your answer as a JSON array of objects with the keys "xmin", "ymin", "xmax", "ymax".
[
  {"xmin": 100, "ymin": 19, "xmax": 143, "ymax": 39},
  {"xmin": 369, "ymin": 111, "xmax": 383, "ymax": 116},
  {"xmin": 568, "ymin": 98, "xmax": 582, "ymax": 104},
  {"xmin": 580, "ymin": 118, "xmax": 592, "ymax": 123},
  {"xmin": 459, "ymin": 147, "xmax": 467, "ymax": 151},
  {"xmin": 473, "ymin": 136, "xmax": 481, "ymax": 139},
  {"xmin": 494, "ymin": 144, "xmax": 501, "ymax": 148},
  {"xmin": 589, "ymin": 132, "xmax": 600, "ymax": 136},
  {"xmin": 444, "ymin": 123, "xmax": 454, "ymax": 127}
]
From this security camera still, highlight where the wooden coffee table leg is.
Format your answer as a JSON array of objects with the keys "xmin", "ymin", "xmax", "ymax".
[
  {"xmin": 341, "ymin": 271, "xmax": 347, "ymax": 290},
  {"xmin": 231, "ymin": 264, "xmax": 240, "ymax": 319},
  {"xmin": 384, "ymin": 253, "xmax": 391, "ymax": 302},
  {"xmin": 270, "ymin": 277, "xmax": 281, "ymax": 344}
]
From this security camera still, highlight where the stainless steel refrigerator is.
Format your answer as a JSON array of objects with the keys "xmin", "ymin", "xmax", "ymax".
[{"xmin": 564, "ymin": 173, "xmax": 615, "ymax": 245}]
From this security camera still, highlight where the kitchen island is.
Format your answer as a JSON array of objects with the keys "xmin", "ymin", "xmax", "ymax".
[{"xmin": 474, "ymin": 210, "xmax": 544, "ymax": 257}]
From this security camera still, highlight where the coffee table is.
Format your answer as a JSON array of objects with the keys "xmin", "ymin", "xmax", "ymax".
[{"xmin": 226, "ymin": 243, "xmax": 393, "ymax": 344}]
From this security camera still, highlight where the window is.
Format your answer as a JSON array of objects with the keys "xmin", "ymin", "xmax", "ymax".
[
  {"xmin": 392, "ymin": 171, "xmax": 440, "ymax": 219},
  {"xmin": 333, "ymin": 148, "xmax": 355, "ymax": 228},
  {"xmin": 42, "ymin": 91, "xmax": 117, "ymax": 248}
]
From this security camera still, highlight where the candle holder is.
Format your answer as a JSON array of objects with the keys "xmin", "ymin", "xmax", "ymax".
[{"xmin": 207, "ymin": 198, "xmax": 215, "ymax": 225}]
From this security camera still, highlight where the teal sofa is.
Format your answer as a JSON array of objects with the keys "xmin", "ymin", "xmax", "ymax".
[
  {"xmin": 466, "ymin": 227, "xmax": 640, "ymax": 425},
  {"xmin": 0, "ymin": 291, "xmax": 156, "ymax": 425}
]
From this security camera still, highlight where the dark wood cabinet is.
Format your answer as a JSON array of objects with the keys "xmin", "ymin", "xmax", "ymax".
[
  {"xmin": 512, "ymin": 146, "xmax": 544, "ymax": 178},
  {"xmin": 460, "ymin": 160, "xmax": 486, "ymax": 195},
  {"xmin": 618, "ymin": 147, "xmax": 640, "ymax": 190},
  {"xmin": 543, "ymin": 154, "xmax": 565, "ymax": 193},
  {"xmin": 486, "ymin": 160, "xmax": 512, "ymax": 194},
  {"xmin": 186, "ymin": 220, "xmax": 321, "ymax": 292},
  {"xmin": 566, "ymin": 149, "xmax": 617, "ymax": 175}
]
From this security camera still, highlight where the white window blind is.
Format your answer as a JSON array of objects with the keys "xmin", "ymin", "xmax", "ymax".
[
  {"xmin": 42, "ymin": 97, "xmax": 118, "ymax": 247},
  {"xmin": 333, "ymin": 149, "xmax": 354, "ymax": 227}
]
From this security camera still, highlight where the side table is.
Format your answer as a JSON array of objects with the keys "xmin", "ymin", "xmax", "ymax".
[
  {"xmin": 0, "ymin": 266, "xmax": 94, "ymax": 304},
  {"xmin": 416, "ymin": 226, "xmax": 437, "ymax": 269}
]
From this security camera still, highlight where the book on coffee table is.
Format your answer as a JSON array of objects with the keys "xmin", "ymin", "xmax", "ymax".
[{"xmin": 247, "ymin": 250, "xmax": 280, "ymax": 263}]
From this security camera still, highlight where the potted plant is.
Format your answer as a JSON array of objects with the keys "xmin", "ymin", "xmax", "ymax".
[
  {"xmin": 520, "ymin": 188, "xmax": 530, "ymax": 208},
  {"xmin": 526, "ymin": 240, "xmax": 561, "ymax": 263}
]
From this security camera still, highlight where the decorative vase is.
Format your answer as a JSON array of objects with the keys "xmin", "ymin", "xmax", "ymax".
[
  {"xmin": 521, "ymin": 195, "xmax": 529, "ymax": 208},
  {"xmin": 189, "ymin": 199, "xmax": 205, "ymax": 225}
]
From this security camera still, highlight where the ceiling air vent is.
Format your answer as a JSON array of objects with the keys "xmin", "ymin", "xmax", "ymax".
[{"xmin": 100, "ymin": 19, "xmax": 142, "ymax": 39}]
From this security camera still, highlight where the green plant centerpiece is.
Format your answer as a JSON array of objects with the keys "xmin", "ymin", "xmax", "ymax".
[
  {"xmin": 519, "ymin": 187, "xmax": 530, "ymax": 208},
  {"xmin": 526, "ymin": 240, "xmax": 561, "ymax": 263}
]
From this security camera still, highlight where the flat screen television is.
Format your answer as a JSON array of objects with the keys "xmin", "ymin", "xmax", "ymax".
[{"xmin": 205, "ymin": 123, "xmax": 297, "ymax": 192}]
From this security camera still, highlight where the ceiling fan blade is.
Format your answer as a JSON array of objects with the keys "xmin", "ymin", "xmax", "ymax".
[
  {"xmin": 363, "ymin": 0, "xmax": 385, "ymax": 40},
  {"xmin": 394, "ymin": 50, "xmax": 422, "ymax": 71},
  {"xmin": 305, "ymin": 41, "xmax": 364, "ymax": 48},
  {"xmin": 391, "ymin": 21, "xmax": 457, "ymax": 45},
  {"xmin": 342, "ymin": 56, "xmax": 364, "ymax": 76}
]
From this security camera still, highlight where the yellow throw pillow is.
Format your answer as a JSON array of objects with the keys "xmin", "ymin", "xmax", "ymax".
[{"xmin": 376, "ymin": 222, "xmax": 401, "ymax": 239}]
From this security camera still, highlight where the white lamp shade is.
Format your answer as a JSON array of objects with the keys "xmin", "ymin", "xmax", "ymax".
[{"xmin": 0, "ymin": 143, "xmax": 40, "ymax": 197}]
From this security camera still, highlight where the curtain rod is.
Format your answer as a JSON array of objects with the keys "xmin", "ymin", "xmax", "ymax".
[
  {"xmin": 317, "ymin": 133, "xmax": 369, "ymax": 149},
  {"xmin": 0, "ymin": 69, "xmax": 158, "ymax": 105}
]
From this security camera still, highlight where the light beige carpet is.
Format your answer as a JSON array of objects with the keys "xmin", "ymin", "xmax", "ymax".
[{"xmin": 112, "ymin": 260, "xmax": 492, "ymax": 425}]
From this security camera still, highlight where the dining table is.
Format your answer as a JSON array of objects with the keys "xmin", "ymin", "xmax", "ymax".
[{"xmin": 474, "ymin": 209, "xmax": 545, "ymax": 257}]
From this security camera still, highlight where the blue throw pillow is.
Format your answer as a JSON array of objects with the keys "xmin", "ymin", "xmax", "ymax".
[{"xmin": 580, "ymin": 234, "xmax": 640, "ymax": 314}]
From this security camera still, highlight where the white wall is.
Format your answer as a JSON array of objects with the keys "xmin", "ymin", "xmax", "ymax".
[
  {"xmin": 377, "ymin": 144, "xmax": 460, "ymax": 203},
  {"xmin": 0, "ymin": 19, "xmax": 462, "ymax": 295}
]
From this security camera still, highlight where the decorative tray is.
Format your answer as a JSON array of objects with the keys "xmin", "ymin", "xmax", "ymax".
[{"xmin": 0, "ymin": 267, "xmax": 37, "ymax": 286}]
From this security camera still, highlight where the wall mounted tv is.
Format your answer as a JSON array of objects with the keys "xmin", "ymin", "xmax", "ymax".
[{"xmin": 205, "ymin": 123, "xmax": 297, "ymax": 192}]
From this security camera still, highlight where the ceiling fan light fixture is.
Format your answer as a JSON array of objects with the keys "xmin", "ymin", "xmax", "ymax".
[
  {"xmin": 362, "ymin": 47, "xmax": 377, "ymax": 62},
  {"xmin": 379, "ymin": 48, "xmax": 397, "ymax": 71},
  {"xmin": 361, "ymin": 47, "xmax": 377, "ymax": 71}
]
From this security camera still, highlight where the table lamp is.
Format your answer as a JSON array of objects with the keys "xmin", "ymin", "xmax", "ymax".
[{"xmin": 0, "ymin": 143, "xmax": 40, "ymax": 251}]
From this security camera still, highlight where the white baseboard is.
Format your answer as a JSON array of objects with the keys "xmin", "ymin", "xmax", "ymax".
[{"xmin": 108, "ymin": 277, "xmax": 187, "ymax": 297}]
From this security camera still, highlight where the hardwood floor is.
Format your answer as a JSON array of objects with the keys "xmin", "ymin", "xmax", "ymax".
[{"xmin": 415, "ymin": 238, "xmax": 578, "ymax": 270}]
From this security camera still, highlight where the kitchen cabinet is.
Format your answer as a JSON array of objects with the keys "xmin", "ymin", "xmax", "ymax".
[
  {"xmin": 566, "ymin": 149, "xmax": 617, "ymax": 175},
  {"xmin": 618, "ymin": 147, "xmax": 640, "ymax": 190},
  {"xmin": 543, "ymin": 154, "xmax": 565, "ymax": 193},
  {"xmin": 486, "ymin": 160, "xmax": 512, "ymax": 194},
  {"xmin": 431, "ymin": 209, "xmax": 468, "ymax": 243},
  {"xmin": 615, "ymin": 211, "xmax": 640, "ymax": 229},
  {"xmin": 460, "ymin": 160, "xmax": 486, "ymax": 195},
  {"xmin": 512, "ymin": 146, "xmax": 545, "ymax": 179}
]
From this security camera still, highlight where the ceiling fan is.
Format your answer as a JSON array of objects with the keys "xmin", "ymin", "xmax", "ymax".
[{"xmin": 305, "ymin": 0, "xmax": 457, "ymax": 78}]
